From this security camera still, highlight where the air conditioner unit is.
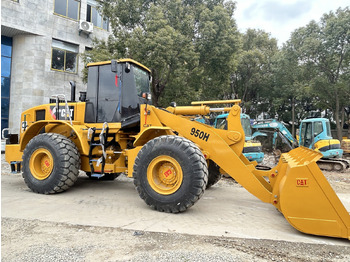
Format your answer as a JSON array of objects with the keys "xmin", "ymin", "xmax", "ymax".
[{"xmin": 79, "ymin": 20, "xmax": 93, "ymax": 34}]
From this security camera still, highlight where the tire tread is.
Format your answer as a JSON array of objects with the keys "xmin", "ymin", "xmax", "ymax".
[
  {"xmin": 133, "ymin": 135, "xmax": 208, "ymax": 213},
  {"xmin": 22, "ymin": 133, "xmax": 80, "ymax": 194}
]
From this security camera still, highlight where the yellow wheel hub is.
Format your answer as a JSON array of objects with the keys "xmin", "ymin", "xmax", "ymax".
[
  {"xmin": 147, "ymin": 156, "xmax": 183, "ymax": 195},
  {"xmin": 29, "ymin": 148, "xmax": 54, "ymax": 180}
]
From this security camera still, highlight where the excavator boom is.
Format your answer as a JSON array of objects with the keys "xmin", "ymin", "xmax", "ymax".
[{"xmin": 252, "ymin": 119, "xmax": 349, "ymax": 172}]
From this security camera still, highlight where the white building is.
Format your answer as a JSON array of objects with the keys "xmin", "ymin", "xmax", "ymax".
[{"xmin": 1, "ymin": 0, "xmax": 112, "ymax": 134}]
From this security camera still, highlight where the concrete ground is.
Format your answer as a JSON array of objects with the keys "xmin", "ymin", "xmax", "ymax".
[
  {"xmin": 2, "ymin": 155, "xmax": 350, "ymax": 261},
  {"xmin": 2, "ymin": 171, "xmax": 350, "ymax": 245}
]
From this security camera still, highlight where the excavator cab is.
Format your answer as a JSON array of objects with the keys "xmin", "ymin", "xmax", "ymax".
[
  {"xmin": 299, "ymin": 118, "xmax": 343, "ymax": 158},
  {"xmin": 299, "ymin": 121, "xmax": 313, "ymax": 147},
  {"xmin": 213, "ymin": 113, "xmax": 264, "ymax": 163},
  {"xmin": 84, "ymin": 59, "xmax": 151, "ymax": 129}
]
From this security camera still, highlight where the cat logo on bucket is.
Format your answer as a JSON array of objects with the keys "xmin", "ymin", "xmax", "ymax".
[{"xmin": 296, "ymin": 178, "xmax": 308, "ymax": 187}]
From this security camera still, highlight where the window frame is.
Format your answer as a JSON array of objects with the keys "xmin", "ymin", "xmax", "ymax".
[
  {"xmin": 51, "ymin": 42, "xmax": 79, "ymax": 74},
  {"xmin": 86, "ymin": 3, "xmax": 109, "ymax": 31},
  {"xmin": 1, "ymin": 36, "xmax": 13, "ymax": 132},
  {"xmin": 53, "ymin": 0, "xmax": 81, "ymax": 21}
]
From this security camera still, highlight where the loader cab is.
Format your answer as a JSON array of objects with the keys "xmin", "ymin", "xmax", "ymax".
[{"xmin": 84, "ymin": 59, "xmax": 151, "ymax": 129}]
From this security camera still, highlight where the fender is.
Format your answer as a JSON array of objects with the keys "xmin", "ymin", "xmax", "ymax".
[
  {"xmin": 133, "ymin": 126, "xmax": 173, "ymax": 147},
  {"xmin": 19, "ymin": 120, "xmax": 88, "ymax": 154}
]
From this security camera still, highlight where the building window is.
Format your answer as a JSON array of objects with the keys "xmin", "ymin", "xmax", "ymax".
[
  {"xmin": 86, "ymin": 0, "xmax": 109, "ymax": 30},
  {"xmin": 84, "ymin": 46, "xmax": 93, "ymax": 63},
  {"xmin": 51, "ymin": 39, "xmax": 79, "ymax": 73},
  {"xmin": 54, "ymin": 0, "xmax": 80, "ymax": 20},
  {"xmin": 1, "ymin": 36, "xmax": 12, "ymax": 132}
]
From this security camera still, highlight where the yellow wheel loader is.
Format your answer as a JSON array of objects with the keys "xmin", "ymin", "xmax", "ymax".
[{"xmin": 5, "ymin": 59, "xmax": 350, "ymax": 239}]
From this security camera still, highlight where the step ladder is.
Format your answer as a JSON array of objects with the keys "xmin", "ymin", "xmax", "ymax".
[{"xmin": 87, "ymin": 123, "xmax": 109, "ymax": 178}]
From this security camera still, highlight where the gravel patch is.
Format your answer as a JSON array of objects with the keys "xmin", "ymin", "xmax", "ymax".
[{"xmin": 2, "ymin": 218, "xmax": 350, "ymax": 262}]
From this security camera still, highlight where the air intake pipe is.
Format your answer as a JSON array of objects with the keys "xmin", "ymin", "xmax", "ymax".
[{"xmin": 70, "ymin": 81, "xmax": 76, "ymax": 102}]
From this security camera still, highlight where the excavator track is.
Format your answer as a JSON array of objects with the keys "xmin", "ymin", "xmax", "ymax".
[{"xmin": 316, "ymin": 158, "xmax": 350, "ymax": 172}]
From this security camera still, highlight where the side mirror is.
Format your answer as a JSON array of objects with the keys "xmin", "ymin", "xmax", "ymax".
[
  {"xmin": 111, "ymin": 60, "xmax": 118, "ymax": 72},
  {"xmin": 125, "ymin": 62, "xmax": 131, "ymax": 73},
  {"xmin": 142, "ymin": 92, "xmax": 152, "ymax": 101}
]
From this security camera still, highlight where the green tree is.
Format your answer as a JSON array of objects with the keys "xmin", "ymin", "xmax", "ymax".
[
  {"xmin": 271, "ymin": 47, "xmax": 315, "ymax": 136},
  {"xmin": 230, "ymin": 29, "xmax": 278, "ymax": 117},
  {"xmin": 285, "ymin": 7, "xmax": 350, "ymax": 140},
  {"xmin": 84, "ymin": 0, "xmax": 240, "ymax": 106}
]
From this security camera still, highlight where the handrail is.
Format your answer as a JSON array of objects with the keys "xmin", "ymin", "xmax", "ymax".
[{"xmin": 50, "ymin": 94, "xmax": 72, "ymax": 125}]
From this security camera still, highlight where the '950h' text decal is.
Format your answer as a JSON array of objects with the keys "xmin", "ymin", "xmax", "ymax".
[{"xmin": 190, "ymin": 128, "xmax": 210, "ymax": 142}]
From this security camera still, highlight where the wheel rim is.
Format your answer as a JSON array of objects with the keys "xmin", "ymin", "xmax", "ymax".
[
  {"xmin": 29, "ymin": 148, "xmax": 54, "ymax": 180},
  {"xmin": 147, "ymin": 156, "xmax": 183, "ymax": 195}
]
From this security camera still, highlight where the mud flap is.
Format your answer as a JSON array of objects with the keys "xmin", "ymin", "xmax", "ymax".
[{"xmin": 277, "ymin": 147, "xmax": 350, "ymax": 239}]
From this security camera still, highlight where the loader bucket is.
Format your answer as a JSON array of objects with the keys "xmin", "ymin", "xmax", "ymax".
[{"xmin": 277, "ymin": 147, "xmax": 350, "ymax": 239}]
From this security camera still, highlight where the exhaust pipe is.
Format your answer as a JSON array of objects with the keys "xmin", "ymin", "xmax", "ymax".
[{"xmin": 70, "ymin": 81, "xmax": 76, "ymax": 102}]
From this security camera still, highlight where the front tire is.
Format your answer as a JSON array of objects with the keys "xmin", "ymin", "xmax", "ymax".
[
  {"xmin": 22, "ymin": 133, "xmax": 81, "ymax": 194},
  {"xmin": 133, "ymin": 136, "xmax": 208, "ymax": 213}
]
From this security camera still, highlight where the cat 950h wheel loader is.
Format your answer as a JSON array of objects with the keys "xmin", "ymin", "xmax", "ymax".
[{"xmin": 5, "ymin": 59, "xmax": 350, "ymax": 240}]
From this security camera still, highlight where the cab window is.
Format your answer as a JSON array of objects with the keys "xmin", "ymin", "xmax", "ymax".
[
  {"xmin": 216, "ymin": 118, "xmax": 227, "ymax": 130},
  {"xmin": 241, "ymin": 117, "xmax": 252, "ymax": 137},
  {"xmin": 134, "ymin": 66, "xmax": 150, "ymax": 96},
  {"xmin": 313, "ymin": 121, "xmax": 323, "ymax": 137},
  {"xmin": 326, "ymin": 121, "xmax": 331, "ymax": 136}
]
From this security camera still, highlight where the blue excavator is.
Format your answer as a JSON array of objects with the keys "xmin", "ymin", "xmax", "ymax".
[
  {"xmin": 213, "ymin": 113, "xmax": 264, "ymax": 163},
  {"xmin": 252, "ymin": 118, "xmax": 349, "ymax": 171}
]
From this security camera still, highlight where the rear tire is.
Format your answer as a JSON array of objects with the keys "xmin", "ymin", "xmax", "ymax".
[
  {"xmin": 133, "ymin": 136, "xmax": 208, "ymax": 213},
  {"xmin": 206, "ymin": 160, "xmax": 222, "ymax": 189},
  {"xmin": 22, "ymin": 133, "xmax": 81, "ymax": 194}
]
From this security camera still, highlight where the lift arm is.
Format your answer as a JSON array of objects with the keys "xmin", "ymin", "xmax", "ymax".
[{"xmin": 140, "ymin": 103, "xmax": 350, "ymax": 240}]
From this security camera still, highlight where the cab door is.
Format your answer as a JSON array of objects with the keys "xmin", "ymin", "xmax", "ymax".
[{"xmin": 300, "ymin": 122, "xmax": 313, "ymax": 148}]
